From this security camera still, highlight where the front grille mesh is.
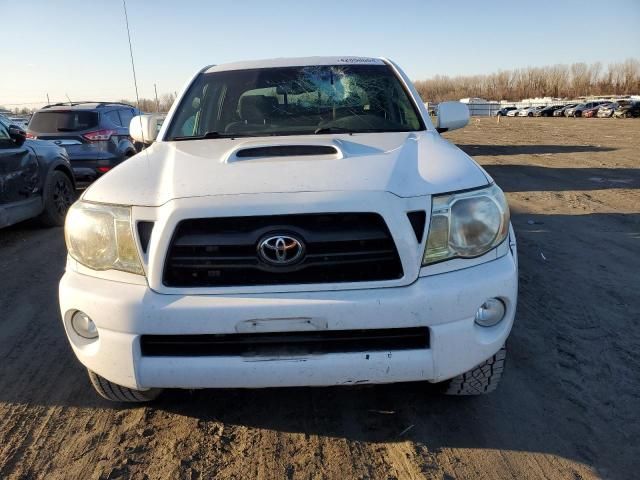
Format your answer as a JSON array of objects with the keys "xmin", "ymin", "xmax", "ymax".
[{"xmin": 163, "ymin": 213, "xmax": 403, "ymax": 287}]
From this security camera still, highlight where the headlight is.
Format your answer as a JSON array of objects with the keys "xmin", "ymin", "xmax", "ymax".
[
  {"xmin": 64, "ymin": 201, "xmax": 144, "ymax": 275},
  {"xmin": 423, "ymin": 184, "xmax": 509, "ymax": 265}
]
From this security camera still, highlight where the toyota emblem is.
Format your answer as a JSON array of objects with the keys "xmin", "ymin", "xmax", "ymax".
[{"xmin": 258, "ymin": 234, "xmax": 305, "ymax": 266}]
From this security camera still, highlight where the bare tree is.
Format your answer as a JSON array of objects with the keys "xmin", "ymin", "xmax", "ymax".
[{"xmin": 414, "ymin": 58, "xmax": 640, "ymax": 102}]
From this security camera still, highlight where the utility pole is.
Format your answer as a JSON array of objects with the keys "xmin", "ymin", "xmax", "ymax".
[
  {"xmin": 154, "ymin": 83, "xmax": 159, "ymax": 112},
  {"xmin": 46, "ymin": 93, "xmax": 50, "ymax": 105}
]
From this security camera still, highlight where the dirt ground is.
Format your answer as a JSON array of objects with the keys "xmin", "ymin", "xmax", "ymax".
[{"xmin": 0, "ymin": 117, "xmax": 638, "ymax": 480}]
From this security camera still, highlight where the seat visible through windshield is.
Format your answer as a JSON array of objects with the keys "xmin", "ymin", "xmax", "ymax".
[{"xmin": 166, "ymin": 64, "xmax": 424, "ymax": 139}]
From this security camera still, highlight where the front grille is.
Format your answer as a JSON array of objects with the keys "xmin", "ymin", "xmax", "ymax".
[
  {"xmin": 163, "ymin": 213, "xmax": 403, "ymax": 287},
  {"xmin": 140, "ymin": 327, "xmax": 429, "ymax": 357}
]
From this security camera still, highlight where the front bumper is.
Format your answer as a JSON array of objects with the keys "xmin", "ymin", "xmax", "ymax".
[{"xmin": 59, "ymin": 245, "xmax": 518, "ymax": 390}]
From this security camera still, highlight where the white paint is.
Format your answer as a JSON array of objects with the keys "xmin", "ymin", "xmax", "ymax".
[
  {"xmin": 59, "ymin": 252, "xmax": 517, "ymax": 389},
  {"xmin": 61, "ymin": 57, "xmax": 518, "ymax": 392}
]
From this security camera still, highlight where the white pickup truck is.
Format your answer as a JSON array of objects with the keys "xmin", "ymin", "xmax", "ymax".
[{"xmin": 60, "ymin": 57, "xmax": 517, "ymax": 402}]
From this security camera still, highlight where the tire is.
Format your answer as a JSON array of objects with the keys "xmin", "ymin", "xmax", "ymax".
[
  {"xmin": 441, "ymin": 346, "xmax": 506, "ymax": 395},
  {"xmin": 88, "ymin": 370, "xmax": 162, "ymax": 403},
  {"xmin": 38, "ymin": 170, "xmax": 74, "ymax": 227}
]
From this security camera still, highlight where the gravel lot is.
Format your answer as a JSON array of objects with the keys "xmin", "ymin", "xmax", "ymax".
[{"xmin": 1, "ymin": 118, "xmax": 638, "ymax": 480}]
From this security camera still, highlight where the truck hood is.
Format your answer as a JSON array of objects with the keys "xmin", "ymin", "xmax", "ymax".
[{"xmin": 83, "ymin": 131, "xmax": 489, "ymax": 207}]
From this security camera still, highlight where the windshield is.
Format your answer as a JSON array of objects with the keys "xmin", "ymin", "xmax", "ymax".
[{"xmin": 165, "ymin": 64, "xmax": 424, "ymax": 140}]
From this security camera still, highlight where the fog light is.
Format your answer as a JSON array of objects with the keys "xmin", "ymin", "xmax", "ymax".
[
  {"xmin": 71, "ymin": 311, "xmax": 98, "ymax": 339},
  {"xmin": 475, "ymin": 298, "xmax": 506, "ymax": 327}
]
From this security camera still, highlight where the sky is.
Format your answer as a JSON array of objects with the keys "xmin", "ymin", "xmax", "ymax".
[{"xmin": 1, "ymin": 0, "xmax": 639, "ymax": 108}]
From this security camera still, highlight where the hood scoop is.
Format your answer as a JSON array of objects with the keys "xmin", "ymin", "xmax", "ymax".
[{"xmin": 228, "ymin": 144, "xmax": 341, "ymax": 162}]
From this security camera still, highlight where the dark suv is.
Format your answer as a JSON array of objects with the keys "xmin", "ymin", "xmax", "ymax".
[
  {"xmin": 26, "ymin": 102, "xmax": 141, "ymax": 187},
  {"xmin": 0, "ymin": 115, "xmax": 75, "ymax": 228}
]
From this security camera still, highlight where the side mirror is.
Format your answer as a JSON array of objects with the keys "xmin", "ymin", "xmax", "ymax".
[
  {"xmin": 9, "ymin": 126, "xmax": 27, "ymax": 146},
  {"xmin": 436, "ymin": 102, "xmax": 470, "ymax": 133},
  {"xmin": 129, "ymin": 114, "xmax": 159, "ymax": 144}
]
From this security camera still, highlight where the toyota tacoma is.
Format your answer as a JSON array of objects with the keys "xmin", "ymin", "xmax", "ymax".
[{"xmin": 59, "ymin": 57, "xmax": 517, "ymax": 402}]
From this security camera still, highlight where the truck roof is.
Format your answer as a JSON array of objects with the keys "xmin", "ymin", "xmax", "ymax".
[{"xmin": 204, "ymin": 56, "xmax": 386, "ymax": 73}]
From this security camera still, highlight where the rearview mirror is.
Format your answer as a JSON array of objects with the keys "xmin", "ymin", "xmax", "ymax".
[
  {"xmin": 436, "ymin": 102, "xmax": 470, "ymax": 133},
  {"xmin": 129, "ymin": 114, "xmax": 159, "ymax": 144},
  {"xmin": 8, "ymin": 126, "xmax": 26, "ymax": 146}
]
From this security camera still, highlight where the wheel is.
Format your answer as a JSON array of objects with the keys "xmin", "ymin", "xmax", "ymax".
[
  {"xmin": 88, "ymin": 370, "xmax": 163, "ymax": 402},
  {"xmin": 441, "ymin": 346, "xmax": 506, "ymax": 395},
  {"xmin": 528, "ymin": 112, "xmax": 533, "ymax": 117},
  {"xmin": 38, "ymin": 170, "xmax": 74, "ymax": 227}
]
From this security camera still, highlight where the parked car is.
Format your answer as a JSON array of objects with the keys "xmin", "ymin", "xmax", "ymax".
[
  {"xmin": 612, "ymin": 100, "xmax": 640, "ymax": 118},
  {"xmin": 565, "ymin": 101, "xmax": 606, "ymax": 117},
  {"xmin": 5, "ymin": 116, "xmax": 29, "ymax": 129},
  {"xmin": 506, "ymin": 108, "xmax": 521, "ymax": 116},
  {"xmin": 26, "ymin": 102, "xmax": 141, "ymax": 187},
  {"xmin": 0, "ymin": 113, "xmax": 10, "ymax": 125},
  {"xmin": 518, "ymin": 106, "xmax": 545, "ymax": 117},
  {"xmin": 553, "ymin": 104, "xmax": 577, "ymax": 117},
  {"xmin": 583, "ymin": 103, "xmax": 613, "ymax": 118},
  {"xmin": 0, "ymin": 114, "xmax": 75, "ymax": 228},
  {"xmin": 60, "ymin": 56, "xmax": 517, "ymax": 403},
  {"xmin": 597, "ymin": 101, "xmax": 623, "ymax": 118},
  {"xmin": 495, "ymin": 106, "xmax": 517, "ymax": 116},
  {"xmin": 535, "ymin": 105, "xmax": 564, "ymax": 117}
]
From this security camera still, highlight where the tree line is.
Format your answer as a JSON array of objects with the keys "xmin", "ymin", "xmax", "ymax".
[
  {"xmin": 117, "ymin": 92, "xmax": 177, "ymax": 114},
  {"xmin": 413, "ymin": 58, "xmax": 640, "ymax": 102}
]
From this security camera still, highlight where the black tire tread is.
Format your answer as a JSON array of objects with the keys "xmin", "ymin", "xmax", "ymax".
[
  {"xmin": 442, "ymin": 346, "xmax": 506, "ymax": 395},
  {"xmin": 88, "ymin": 370, "xmax": 161, "ymax": 403}
]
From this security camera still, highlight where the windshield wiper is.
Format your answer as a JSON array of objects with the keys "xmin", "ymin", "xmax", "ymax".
[{"xmin": 314, "ymin": 126, "xmax": 354, "ymax": 135}]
